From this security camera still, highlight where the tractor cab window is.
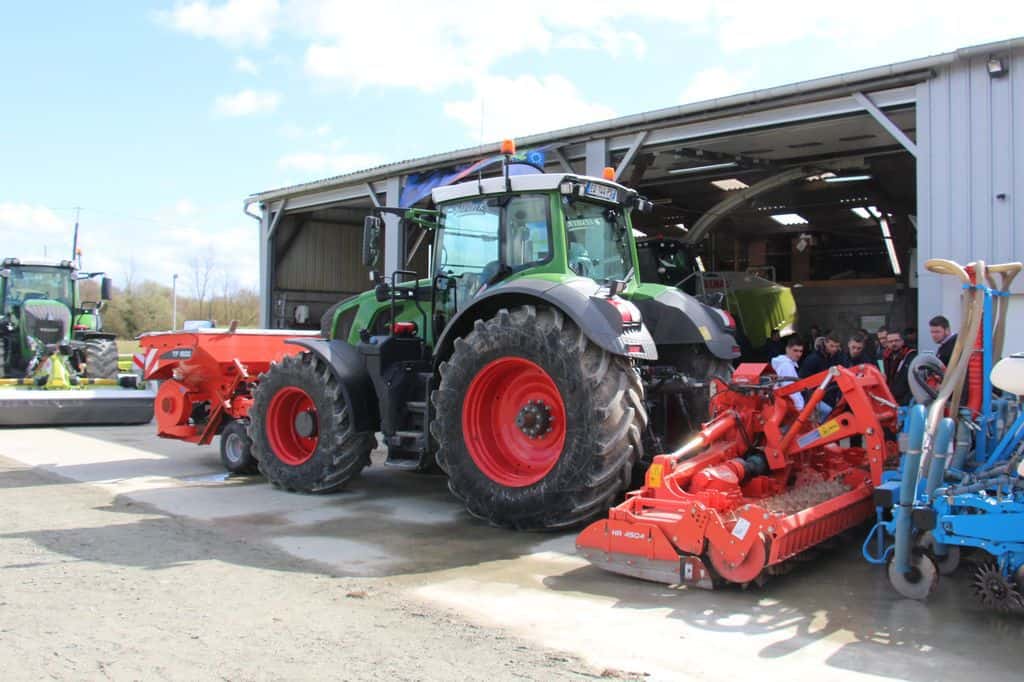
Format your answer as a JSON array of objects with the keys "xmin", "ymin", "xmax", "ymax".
[
  {"xmin": 563, "ymin": 201, "xmax": 631, "ymax": 283},
  {"xmin": 3, "ymin": 268, "xmax": 73, "ymax": 311},
  {"xmin": 436, "ymin": 194, "xmax": 551, "ymax": 309}
]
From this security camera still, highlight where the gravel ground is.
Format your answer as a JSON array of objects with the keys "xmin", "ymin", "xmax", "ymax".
[{"xmin": 0, "ymin": 458, "xmax": 637, "ymax": 681}]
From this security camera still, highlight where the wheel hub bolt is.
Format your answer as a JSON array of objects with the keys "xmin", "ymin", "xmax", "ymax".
[{"xmin": 516, "ymin": 400, "xmax": 553, "ymax": 438}]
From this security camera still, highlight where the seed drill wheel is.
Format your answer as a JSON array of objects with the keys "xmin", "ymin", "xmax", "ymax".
[
  {"xmin": 84, "ymin": 339, "xmax": 118, "ymax": 379},
  {"xmin": 431, "ymin": 305, "xmax": 646, "ymax": 530},
  {"xmin": 219, "ymin": 420, "xmax": 259, "ymax": 474},
  {"xmin": 918, "ymin": 531, "xmax": 961, "ymax": 576},
  {"xmin": 887, "ymin": 552, "xmax": 939, "ymax": 600},
  {"xmin": 249, "ymin": 352, "xmax": 374, "ymax": 493}
]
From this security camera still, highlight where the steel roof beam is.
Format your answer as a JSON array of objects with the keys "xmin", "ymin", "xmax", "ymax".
[{"xmin": 852, "ymin": 91, "xmax": 918, "ymax": 157}]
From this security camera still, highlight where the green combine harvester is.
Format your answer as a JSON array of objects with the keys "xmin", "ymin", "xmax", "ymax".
[{"xmin": 0, "ymin": 257, "xmax": 153, "ymax": 426}]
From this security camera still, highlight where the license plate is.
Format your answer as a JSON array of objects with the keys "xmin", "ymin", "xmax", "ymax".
[{"xmin": 583, "ymin": 182, "xmax": 618, "ymax": 202}]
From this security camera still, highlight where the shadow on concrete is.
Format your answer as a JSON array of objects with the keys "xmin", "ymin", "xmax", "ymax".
[
  {"xmin": 544, "ymin": 545, "xmax": 1024, "ymax": 681},
  {"xmin": 1, "ymin": 458, "xmax": 558, "ymax": 579}
]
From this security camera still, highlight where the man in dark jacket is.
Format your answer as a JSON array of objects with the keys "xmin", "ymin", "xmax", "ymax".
[
  {"xmin": 929, "ymin": 315, "xmax": 957, "ymax": 367},
  {"xmin": 800, "ymin": 332, "xmax": 843, "ymax": 411},
  {"xmin": 840, "ymin": 332, "xmax": 871, "ymax": 367},
  {"xmin": 884, "ymin": 331, "xmax": 917, "ymax": 404}
]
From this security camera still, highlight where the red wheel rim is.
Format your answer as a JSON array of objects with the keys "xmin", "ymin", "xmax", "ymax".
[
  {"xmin": 462, "ymin": 357, "xmax": 567, "ymax": 487},
  {"xmin": 266, "ymin": 386, "xmax": 318, "ymax": 466}
]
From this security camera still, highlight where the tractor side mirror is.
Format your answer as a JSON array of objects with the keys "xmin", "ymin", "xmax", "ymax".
[
  {"xmin": 100, "ymin": 277, "xmax": 113, "ymax": 301},
  {"xmin": 0, "ymin": 268, "xmax": 9, "ymax": 279},
  {"xmin": 362, "ymin": 216, "xmax": 383, "ymax": 269}
]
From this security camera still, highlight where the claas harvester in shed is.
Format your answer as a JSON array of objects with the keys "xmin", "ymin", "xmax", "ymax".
[{"xmin": 143, "ymin": 143, "xmax": 741, "ymax": 530}]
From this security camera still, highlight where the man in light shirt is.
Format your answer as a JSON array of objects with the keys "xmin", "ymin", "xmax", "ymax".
[{"xmin": 771, "ymin": 336, "xmax": 805, "ymax": 409}]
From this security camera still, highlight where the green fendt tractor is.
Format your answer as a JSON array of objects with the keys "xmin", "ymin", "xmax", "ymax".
[
  {"xmin": 248, "ymin": 155, "xmax": 739, "ymax": 530},
  {"xmin": 0, "ymin": 258, "xmax": 153, "ymax": 426}
]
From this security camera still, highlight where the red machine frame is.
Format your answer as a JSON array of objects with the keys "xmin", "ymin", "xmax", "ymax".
[
  {"xmin": 577, "ymin": 362, "xmax": 900, "ymax": 587},
  {"xmin": 140, "ymin": 329, "xmax": 314, "ymax": 445}
]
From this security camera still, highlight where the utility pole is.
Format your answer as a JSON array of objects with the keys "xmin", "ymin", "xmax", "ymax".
[{"xmin": 172, "ymin": 273, "xmax": 179, "ymax": 330}]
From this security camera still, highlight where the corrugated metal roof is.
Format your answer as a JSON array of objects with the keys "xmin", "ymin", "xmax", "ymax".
[{"xmin": 249, "ymin": 36, "xmax": 1024, "ymax": 206}]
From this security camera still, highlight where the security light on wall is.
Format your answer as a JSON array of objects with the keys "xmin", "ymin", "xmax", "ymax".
[{"xmin": 987, "ymin": 57, "xmax": 1008, "ymax": 78}]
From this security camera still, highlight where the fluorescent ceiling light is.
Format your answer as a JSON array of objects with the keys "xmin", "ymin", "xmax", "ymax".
[
  {"xmin": 668, "ymin": 161, "xmax": 738, "ymax": 175},
  {"xmin": 879, "ymin": 216, "xmax": 902, "ymax": 276},
  {"xmin": 632, "ymin": 229, "xmax": 647, "ymax": 238},
  {"xmin": 770, "ymin": 213, "xmax": 809, "ymax": 226},
  {"xmin": 711, "ymin": 178, "xmax": 749, "ymax": 191},
  {"xmin": 695, "ymin": 256, "xmax": 706, "ymax": 273},
  {"xmin": 824, "ymin": 174, "xmax": 872, "ymax": 183},
  {"xmin": 805, "ymin": 172, "xmax": 836, "ymax": 182},
  {"xmin": 851, "ymin": 206, "xmax": 882, "ymax": 219},
  {"xmin": 673, "ymin": 222, "xmax": 688, "ymax": 232}
]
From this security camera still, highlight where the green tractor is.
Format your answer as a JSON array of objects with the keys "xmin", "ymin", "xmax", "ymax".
[
  {"xmin": 0, "ymin": 258, "xmax": 153, "ymax": 426},
  {"xmin": 247, "ymin": 159, "xmax": 739, "ymax": 530}
]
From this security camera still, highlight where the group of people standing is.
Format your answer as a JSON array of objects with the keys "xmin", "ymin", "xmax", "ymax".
[{"xmin": 767, "ymin": 316, "xmax": 957, "ymax": 411}]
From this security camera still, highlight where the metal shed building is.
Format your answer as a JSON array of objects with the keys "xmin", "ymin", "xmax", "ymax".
[{"xmin": 246, "ymin": 36, "xmax": 1023, "ymax": 354}]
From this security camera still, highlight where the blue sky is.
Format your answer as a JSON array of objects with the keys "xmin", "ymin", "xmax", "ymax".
[{"xmin": 1, "ymin": 2, "xmax": 1021, "ymax": 293}]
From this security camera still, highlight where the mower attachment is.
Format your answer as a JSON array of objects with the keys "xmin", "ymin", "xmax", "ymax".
[{"xmin": 577, "ymin": 363, "xmax": 899, "ymax": 588}]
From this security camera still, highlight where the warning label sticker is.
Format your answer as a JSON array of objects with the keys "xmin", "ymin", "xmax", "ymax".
[{"xmin": 731, "ymin": 517, "xmax": 751, "ymax": 540}]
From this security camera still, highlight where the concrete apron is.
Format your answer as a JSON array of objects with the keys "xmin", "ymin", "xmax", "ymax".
[{"xmin": 1, "ymin": 425, "xmax": 1021, "ymax": 681}]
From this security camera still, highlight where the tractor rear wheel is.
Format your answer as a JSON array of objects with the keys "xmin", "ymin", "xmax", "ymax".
[
  {"xmin": 249, "ymin": 352, "xmax": 374, "ymax": 493},
  {"xmin": 85, "ymin": 339, "xmax": 118, "ymax": 379},
  {"xmin": 431, "ymin": 305, "xmax": 645, "ymax": 530}
]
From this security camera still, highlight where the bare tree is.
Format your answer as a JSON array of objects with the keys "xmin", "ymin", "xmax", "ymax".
[{"xmin": 189, "ymin": 252, "xmax": 216, "ymax": 320}]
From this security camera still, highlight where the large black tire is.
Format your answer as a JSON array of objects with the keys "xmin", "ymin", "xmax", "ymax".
[
  {"xmin": 248, "ymin": 352, "xmax": 374, "ymax": 493},
  {"xmin": 431, "ymin": 305, "xmax": 646, "ymax": 530},
  {"xmin": 219, "ymin": 420, "xmax": 259, "ymax": 474},
  {"xmin": 85, "ymin": 339, "xmax": 119, "ymax": 379}
]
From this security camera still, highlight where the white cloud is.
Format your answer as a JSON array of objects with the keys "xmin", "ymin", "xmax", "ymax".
[
  {"xmin": 0, "ymin": 203, "xmax": 70, "ymax": 239},
  {"xmin": 444, "ymin": 75, "xmax": 617, "ymax": 143},
  {"xmin": 174, "ymin": 199, "xmax": 197, "ymax": 217},
  {"xmin": 235, "ymin": 56, "xmax": 259, "ymax": 74},
  {"xmin": 679, "ymin": 67, "xmax": 750, "ymax": 104},
  {"xmin": 278, "ymin": 151, "xmax": 386, "ymax": 175},
  {"xmin": 212, "ymin": 89, "xmax": 280, "ymax": 117},
  {"xmin": 158, "ymin": 0, "xmax": 279, "ymax": 47}
]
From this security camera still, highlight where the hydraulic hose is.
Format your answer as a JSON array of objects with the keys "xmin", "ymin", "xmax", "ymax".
[
  {"xmin": 921, "ymin": 259, "xmax": 982, "ymax": 477},
  {"xmin": 894, "ymin": 405, "xmax": 927, "ymax": 574}
]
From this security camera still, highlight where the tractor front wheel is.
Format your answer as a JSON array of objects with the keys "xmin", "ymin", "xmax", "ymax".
[
  {"xmin": 84, "ymin": 339, "xmax": 119, "ymax": 379},
  {"xmin": 249, "ymin": 352, "xmax": 374, "ymax": 493},
  {"xmin": 432, "ymin": 305, "xmax": 645, "ymax": 530}
]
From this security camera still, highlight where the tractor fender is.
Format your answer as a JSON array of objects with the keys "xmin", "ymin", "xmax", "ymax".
[
  {"xmin": 433, "ymin": 278, "xmax": 658, "ymax": 365},
  {"xmin": 632, "ymin": 287, "xmax": 739, "ymax": 360},
  {"xmin": 284, "ymin": 338, "xmax": 381, "ymax": 432}
]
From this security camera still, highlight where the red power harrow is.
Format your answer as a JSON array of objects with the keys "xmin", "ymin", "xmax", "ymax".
[{"xmin": 577, "ymin": 362, "xmax": 900, "ymax": 587}]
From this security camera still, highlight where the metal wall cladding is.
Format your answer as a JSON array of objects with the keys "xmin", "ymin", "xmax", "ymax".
[
  {"xmin": 274, "ymin": 219, "xmax": 367, "ymax": 295},
  {"xmin": 916, "ymin": 44, "xmax": 1024, "ymax": 349}
]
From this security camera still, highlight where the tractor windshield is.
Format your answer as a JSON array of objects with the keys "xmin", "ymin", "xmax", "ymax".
[
  {"xmin": 563, "ymin": 200, "xmax": 632, "ymax": 282},
  {"xmin": 3, "ymin": 267, "xmax": 73, "ymax": 311},
  {"xmin": 436, "ymin": 194, "xmax": 551, "ymax": 307}
]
